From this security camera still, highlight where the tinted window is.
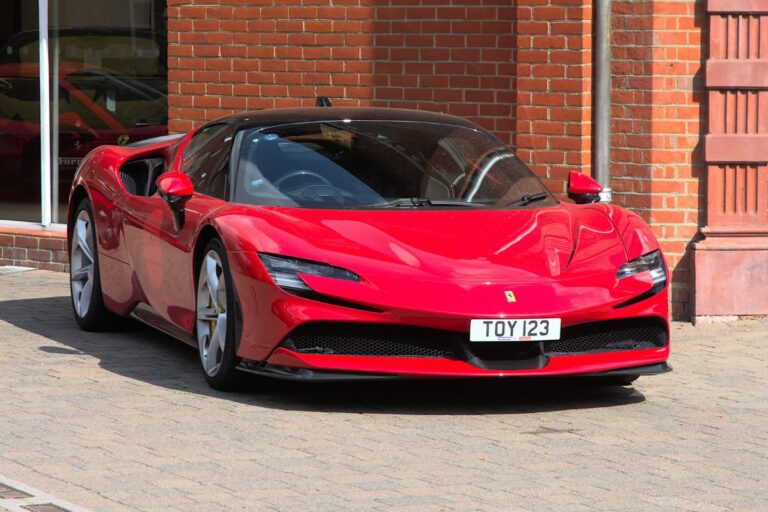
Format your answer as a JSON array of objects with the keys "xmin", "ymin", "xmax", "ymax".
[
  {"xmin": 184, "ymin": 124, "xmax": 232, "ymax": 200},
  {"xmin": 233, "ymin": 121, "xmax": 557, "ymax": 209}
]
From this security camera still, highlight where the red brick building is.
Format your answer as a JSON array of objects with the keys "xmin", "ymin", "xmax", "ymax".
[{"xmin": 4, "ymin": 0, "xmax": 768, "ymax": 322}]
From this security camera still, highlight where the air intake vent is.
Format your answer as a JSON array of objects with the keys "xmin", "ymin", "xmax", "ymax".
[
  {"xmin": 280, "ymin": 317, "xmax": 668, "ymax": 364},
  {"xmin": 545, "ymin": 318, "xmax": 667, "ymax": 355},
  {"xmin": 284, "ymin": 323, "xmax": 460, "ymax": 358}
]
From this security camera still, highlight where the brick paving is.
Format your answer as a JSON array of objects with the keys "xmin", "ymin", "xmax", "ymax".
[{"xmin": 1, "ymin": 269, "xmax": 767, "ymax": 511}]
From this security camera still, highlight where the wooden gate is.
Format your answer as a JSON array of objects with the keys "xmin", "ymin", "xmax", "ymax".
[{"xmin": 695, "ymin": 0, "xmax": 768, "ymax": 318}]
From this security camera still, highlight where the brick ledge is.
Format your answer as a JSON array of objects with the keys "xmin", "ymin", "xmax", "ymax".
[
  {"xmin": 0, "ymin": 228, "xmax": 68, "ymax": 272},
  {"xmin": 0, "ymin": 226, "xmax": 66, "ymax": 239}
]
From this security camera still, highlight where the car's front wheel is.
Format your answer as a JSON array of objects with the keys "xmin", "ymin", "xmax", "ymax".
[{"xmin": 196, "ymin": 238, "xmax": 241, "ymax": 390}]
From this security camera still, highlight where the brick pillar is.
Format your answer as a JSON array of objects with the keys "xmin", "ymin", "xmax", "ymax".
[
  {"xmin": 693, "ymin": 0, "xmax": 768, "ymax": 320},
  {"xmin": 514, "ymin": 0, "xmax": 593, "ymax": 195}
]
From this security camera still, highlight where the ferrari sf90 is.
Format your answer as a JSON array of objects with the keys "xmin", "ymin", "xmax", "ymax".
[{"xmin": 68, "ymin": 107, "xmax": 670, "ymax": 390}]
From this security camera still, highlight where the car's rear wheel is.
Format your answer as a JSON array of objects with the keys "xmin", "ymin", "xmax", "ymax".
[
  {"xmin": 196, "ymin": 238, "xmax": 240, "ymax": 390},
  {"xmin": 70, "ymin": 198, "xmax": 114, "ymax": 331}
]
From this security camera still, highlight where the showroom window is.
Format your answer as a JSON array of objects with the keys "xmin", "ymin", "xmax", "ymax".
[{"xmin": 0, "ymin": 0, "xmax": 167, "ymax": 224}]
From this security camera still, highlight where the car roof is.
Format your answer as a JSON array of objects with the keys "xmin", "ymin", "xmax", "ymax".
[{"xmin": 212, "ymin": 107, "xmax": 484, "ymax": 131}]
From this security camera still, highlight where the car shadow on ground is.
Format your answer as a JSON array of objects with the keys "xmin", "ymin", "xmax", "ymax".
[{"xmin": 1, "ymin": 296, "xmax": 646, "ymax": 414}]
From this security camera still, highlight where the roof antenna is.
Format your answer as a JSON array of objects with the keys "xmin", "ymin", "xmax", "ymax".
[{"xmin": 316, "ymin": 96, "xmax": 332, "ymax": 107}]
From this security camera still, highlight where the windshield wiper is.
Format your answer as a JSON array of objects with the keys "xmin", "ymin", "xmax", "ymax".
[
  {"xmin": 428, "ymin": 200, "xmax": 487, "ymax": 207},
  {"xmin": 374, "ymin": 198, "xmax": 432, "ymax": 208},
  {"xmin": 372, "ymin": 198, "xmax": 487, "ymax": 208},
  {"xmin": 505, "ymin": 192, "xmax": 549, "ymax": 208}
]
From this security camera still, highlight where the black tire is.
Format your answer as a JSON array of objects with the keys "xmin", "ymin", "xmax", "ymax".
[
  {"xmin": 69, "ymin": 198, "xmax": 117, "ymax": 331},
  {"xmin": 196, "ymin": 238, "xmax": 242, "ymax": 390}
]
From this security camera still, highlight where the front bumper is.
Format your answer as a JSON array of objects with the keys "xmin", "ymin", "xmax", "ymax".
[
  {"xmin": 249, "ymin": 316, "xmax": 670, "ymax": 378},
  {"xmin": 228, "ymin": 252, "xmax": 671, "ymax": 379}
]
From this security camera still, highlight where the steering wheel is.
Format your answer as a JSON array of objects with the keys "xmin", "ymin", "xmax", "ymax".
[
  {"xmin": 274, "ymin": 170, "xmax": 359, "ymax": 204},
  {"xmin": 274, "ymin": 170, "xmax": 332, "ymax": 190}
]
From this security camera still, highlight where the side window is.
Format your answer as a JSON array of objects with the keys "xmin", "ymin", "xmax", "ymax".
[{"xmin": 183, "ymin": 124, "xmax": 233, "ymax": 200}]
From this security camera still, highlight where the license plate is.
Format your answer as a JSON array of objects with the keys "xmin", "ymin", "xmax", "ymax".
[{"xmin": 470, "ymin": 318, "xmax": 561, "ymax": 342}]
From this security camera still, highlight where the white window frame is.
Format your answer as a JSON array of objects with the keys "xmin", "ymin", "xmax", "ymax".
[{"xmin": 39, "ymin": 0, "xmax": 53, "ymax": 227}]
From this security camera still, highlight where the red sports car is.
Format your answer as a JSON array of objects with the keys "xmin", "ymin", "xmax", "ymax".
[{"xmin": 68, "ymin": 107, "xmax": 670, "ymax": 390}]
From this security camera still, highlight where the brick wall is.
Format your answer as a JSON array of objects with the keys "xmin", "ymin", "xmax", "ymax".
[
  {"xmin": 0, "ymin": 229, "xmax": 68, "ymax": 272},
  {"xmin": 611, "ymin": 0, "xmax": 706, "ymax": 318},
  {"xmin": 514, "ymin": 0, "xmax": 593, "ymax": 194},
  {"xmin": 167, "ymin": 0, "xmax": 517, "ymax": 142}
]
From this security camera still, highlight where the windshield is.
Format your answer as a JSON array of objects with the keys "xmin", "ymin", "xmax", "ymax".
[{"xmin": 233, "ymin": 120, "xmax": 557, "ymax": 209}]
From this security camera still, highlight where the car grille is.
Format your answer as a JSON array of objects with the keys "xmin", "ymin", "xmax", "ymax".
[
  {"xmin": 282, "ymin": 318, "xmax": 668, "ymax": 361},
  {"xmin": 284, "ymin": 323, "xmax": 460, "ymax": 358},
  {"xmin": 545, "ymin": 318, "xmax": 667, "ymax": 355}
]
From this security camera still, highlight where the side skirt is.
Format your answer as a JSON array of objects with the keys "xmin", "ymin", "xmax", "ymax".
[{"xmin": 130, "ymin": 302, "xmax": 196, "ymax": 347}]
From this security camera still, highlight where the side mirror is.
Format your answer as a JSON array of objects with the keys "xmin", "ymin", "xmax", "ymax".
[
  {"xmin": 567, "ymin": 171, "xmax": 603, "ymax": 204},
  {"xmin": 156, "ymin": 172, "xmax": 193, "ymax": 231}
]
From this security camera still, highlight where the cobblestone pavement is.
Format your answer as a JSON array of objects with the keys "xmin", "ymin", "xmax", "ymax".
[{"xmin": 1, "ymin": 270, "xmax": 767, "ymax": 511}]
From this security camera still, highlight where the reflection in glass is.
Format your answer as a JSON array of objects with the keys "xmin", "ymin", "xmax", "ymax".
[
  {"xmin": 48, "ymin": 0, "xmax": 168, "ymax": 222},
  {"xmin": 0, "ymin": 0, "xmax": 168, "ymax": 223},
  {"xmin": 0, "ymin": 2, "xmax": 40, "ymax": 221}
]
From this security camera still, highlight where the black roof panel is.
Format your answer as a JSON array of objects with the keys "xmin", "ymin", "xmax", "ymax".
[{"xmin": 214, "ymin": 107, "xmax": 483, "ymax": 131}]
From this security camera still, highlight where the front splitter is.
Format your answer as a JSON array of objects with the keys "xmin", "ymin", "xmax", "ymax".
[{"xmin": 237, "ymin": 360, "xmax": 672, "ymax": 382}]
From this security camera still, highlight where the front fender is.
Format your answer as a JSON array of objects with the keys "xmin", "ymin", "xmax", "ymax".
[{"xmin": 590, "ymin": 204, "xmax": 660, "ymax": 261}]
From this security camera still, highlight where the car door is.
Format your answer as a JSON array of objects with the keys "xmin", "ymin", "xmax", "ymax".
[{"xmin": 120, "ymin": 123, "xmax": 235, "ymax": 334}]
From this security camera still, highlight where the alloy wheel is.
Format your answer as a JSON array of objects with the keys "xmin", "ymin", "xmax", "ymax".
[
  {"xmin": 70, "ymin": 209, "xmax": 95, "ymax": 318},
  {"xmin": 196, "ymin": 250, "xmax": 228, "ymax": 377}
]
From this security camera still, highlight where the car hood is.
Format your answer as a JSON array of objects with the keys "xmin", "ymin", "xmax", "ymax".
[{"xmin": 219, "ymin": 204, "xmax": 652, "ymax": 316}]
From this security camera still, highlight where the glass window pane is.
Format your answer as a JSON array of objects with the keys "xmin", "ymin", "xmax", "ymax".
[
  {"xmin": 0, "ymin": 1, "xmax": 41, "ymax": 222},
  {"xmin": 49, "ymin": 0, "xmax": 168, "ymax": 223}
]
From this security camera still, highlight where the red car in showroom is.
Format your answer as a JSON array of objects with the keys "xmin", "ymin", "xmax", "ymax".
[
  {"xmin": 0, "ymin": 62, "xmax": 167, "ymax": 204},
  {"xmin": 67, "ymin": 107, "xmax": 670, "ymax": 390}
]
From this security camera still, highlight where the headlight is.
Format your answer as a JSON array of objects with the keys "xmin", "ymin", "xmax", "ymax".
[
  {"xmin": 258, "ymin": 253, "xmax": 360, "ymax": 292},
  {"xmin": 617, "ymin": 249, "xmax": 666, "ymax": 286}
]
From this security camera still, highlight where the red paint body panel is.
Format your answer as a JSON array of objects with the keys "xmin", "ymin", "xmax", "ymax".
[
  {"xmin": 68, "ymin": 109, "xmax": 670, "ymax": 380},
  {"xmin": 593, "ymin": 204, "xmax": 660, "ymax": 261}
]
